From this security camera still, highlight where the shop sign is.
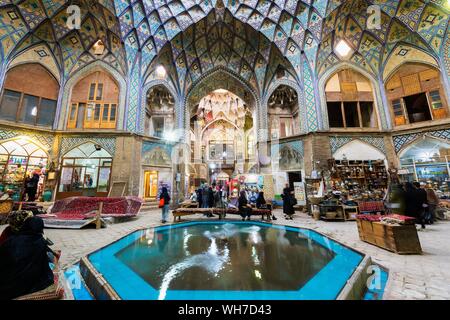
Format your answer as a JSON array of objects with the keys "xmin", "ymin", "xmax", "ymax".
[{"xmin": 294, "ymin": 182, "xmax": 306, "ymax": 206}]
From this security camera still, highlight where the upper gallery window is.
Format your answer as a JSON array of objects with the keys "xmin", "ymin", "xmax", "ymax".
[
  {"xmin": 268, "ymin": 85, "xmax": 299, "ymax": 139},
  {"xmin": 0, "ymin": 64, "xmax": 58, "ymax": 127},
  {"xmin": 68, "ymin": 71, "xmax": 119, "ymax": 129},
  {"xmin": 386, "ymin": 63, "xmax": 447, "ymax": 126},
  {"xmin": 325, "ymin": 69, "xmax": 378, "ymax": 129},
  {"xmin": 145, "ymin": 85, "xmax": 175, "ymax": 138}
]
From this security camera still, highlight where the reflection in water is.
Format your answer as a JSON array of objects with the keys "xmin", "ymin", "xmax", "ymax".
[{"xmin": 115, "ymin": 223, "xmax": 335, "ymax": 295}]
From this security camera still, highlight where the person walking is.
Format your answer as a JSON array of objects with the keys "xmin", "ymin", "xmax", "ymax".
[
  {"xmin": 425, "ymin": 187, "xmax": 439, "ymax": 224},
  {"xmin": 159, "ymin": 187, "xmax": 171, "ymax": 224},
  {"xmin": 281, "ymin": 184, "xmax": 296, "ymax": 220},
  {"xmin": 238, "ymin": 190, "xmax": 252, "ymax": 221}
]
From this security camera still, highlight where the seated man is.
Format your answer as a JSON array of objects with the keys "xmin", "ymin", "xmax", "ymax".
[{"xmin": 0, "ymin": 211, "xmax": 54, "ymax": 299}]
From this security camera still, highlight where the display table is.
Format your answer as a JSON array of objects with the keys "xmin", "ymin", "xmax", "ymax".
[
  {"xmin": 356, "ymin": 217, "xmax": 422, "ymax": 254},
  {"xmin": 319, "ymin": 203, "xmax": 345, "ymax": 221}
]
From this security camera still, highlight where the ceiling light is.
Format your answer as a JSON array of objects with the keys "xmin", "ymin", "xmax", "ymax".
[
  {"xmin": 31, "ymin": 106, "xmax": 37, "ymax": 116},
  {"xmin": 335, "ymin": 40, "xmax": 353, "ymax": 59},
  {"xmin": 155, "ymin": 65, "xmax": 167, "ymax": 78},
  {"xmin": 93, "ymin": 39, "xmax": 105, "ymax": 55},
  {"xmin": 214, "ymin": 89, "xmax": 228, "ymax": 94}
]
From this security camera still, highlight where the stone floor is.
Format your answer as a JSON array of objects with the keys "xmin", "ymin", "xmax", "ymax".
[{"xmin": 2, "ymin": 209, "xmax": 449, "ymax": 300}]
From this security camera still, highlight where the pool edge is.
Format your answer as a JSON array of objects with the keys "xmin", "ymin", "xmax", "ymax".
[
  {"xmin": 80, "ymin": 256, "xmax": 121, "ymax": 300},
  {"xmin": 78, "ymin": 220, "xmax": 387, "ymax": 300}
]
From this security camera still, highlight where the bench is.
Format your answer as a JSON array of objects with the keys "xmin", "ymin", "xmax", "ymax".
[{"xmin": 172, "ymin": 207, "xmax": 272, "ymax": 222}]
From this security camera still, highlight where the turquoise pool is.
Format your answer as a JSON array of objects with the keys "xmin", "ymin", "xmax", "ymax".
[{"xmin": 86, "ymin": 221, "xmax": 365, "ymax": 300}]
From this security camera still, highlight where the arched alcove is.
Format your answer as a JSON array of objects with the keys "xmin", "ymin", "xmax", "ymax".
[
  {"xmin": 333, "ymin": 140, "xmax": 385, "ymax": 161},
  {"xmin": 385, "ymin": 63, "xmax": 449, "ymax": 127},
  {"xmin": 144, "ymin": 85, "xmax": 175, "ymax": 139},
  {"xmin": 267, "ymin": 85, "xmax": 300, "ymax": 139},
  {"xmin": 58, "ymin": 61, "xmax": 127, "ymax": 131},
  {"xmin": 318, "ymin": 62, "xmax": 389, "ymax": 130},
  {"xmin": 0, "ymin": 63, "xmax": 59, "ymax": 128},
  {"xmin": 324, "ymin": 68, "xmax": 379, "ymax": 129}
]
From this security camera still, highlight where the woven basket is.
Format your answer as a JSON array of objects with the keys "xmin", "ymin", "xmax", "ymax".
[{"xmin": 0, "ymin": 200, "xmax": 13, "ymax": 224}]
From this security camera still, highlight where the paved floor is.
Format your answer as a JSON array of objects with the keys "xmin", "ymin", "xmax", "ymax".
[{"xmin": 2, "ymin": 209, "xmax": 449, "ymax": 300}]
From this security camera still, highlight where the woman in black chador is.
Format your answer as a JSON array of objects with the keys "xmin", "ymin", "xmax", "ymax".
[
  {"xmin": 281, "ymin": 184, "xmax": 296, "ymax": 220},
  {"xmin": 0, "ymin": 211, "xmax": 54, "ymax": 299}
]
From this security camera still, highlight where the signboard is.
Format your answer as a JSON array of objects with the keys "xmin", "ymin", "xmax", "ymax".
[{"xmin": 294, "ymin": 182, "xmax": 306, "ymax": 206}]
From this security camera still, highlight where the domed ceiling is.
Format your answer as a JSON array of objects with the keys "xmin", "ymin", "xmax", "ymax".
[
  {"xmin": 318, "ymin": 0, "xmax": 450, "ymax": 77},
  {"xmin": 0, "ymin": 0, "xmax": 449, "ymax": 89},
  {"xmin": 0, "ymin": 0, "xmax": 126, "ymax": 77}
]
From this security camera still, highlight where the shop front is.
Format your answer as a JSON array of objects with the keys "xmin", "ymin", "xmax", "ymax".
[
  {"xmin": 141, "ymin": 142, "xmax": 173, "ymax": 199},
  {"xmin": 57, "ymin": 142, "xmax": 113, "ymax": 199},
  {"xmin": 0, "ymin": 137, "xmax": 48, "ymax": 201},
  {"xmin": 329, "ymin": 139, "xmax": 388, "ymax": 199},
  {"xmin": 399, "ymin": 137, "xmax": 450, "ymax": 190}
]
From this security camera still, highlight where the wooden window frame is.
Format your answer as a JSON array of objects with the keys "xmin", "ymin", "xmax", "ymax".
[
  {"xmin": 328, "ymin": 101, "xmax": 375, "ymax": 129},
  {"xmin": 390, "ymin": 89, "xmax": 447, "ymax": 125},
  {"xmin": 0, "ymin": 89, "xmax": 56, "ymax": 127},
  {"xmin": 68, "ymin": 80, "xmax": 118, "ymax": 129}
]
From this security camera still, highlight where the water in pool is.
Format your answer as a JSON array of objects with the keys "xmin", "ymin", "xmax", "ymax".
[{"xmin": 115, "ymin": 223, "xmax": 335, "ymax": 296}]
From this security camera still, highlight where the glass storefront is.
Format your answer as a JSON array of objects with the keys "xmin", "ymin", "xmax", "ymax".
[
  {"xmin": 399, "ymin": 138, "xmax": 450, "ymax": 189},
  {"xmin": 57, "ymin": 142, "xmax": 112, "ymax": 199},
  {"xmin": 0, "ymin": 138, "xmax": 48, "ymax": 200}
]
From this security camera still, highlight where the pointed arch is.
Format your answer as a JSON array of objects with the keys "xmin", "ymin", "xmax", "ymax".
[
  {"xmin": 383, "ymin": 44, "xmax": 440, "ymax": 82},
  {"xmin": 7, "ymin": 44, "xmax": 61, "ymax": 83},
  {"xmin": 57, "ymin": 60, "xmax": 127, "ymax": 130},
  {"xmin": 333, "ymin": 139, "xmax": 386, "ymax": 161},
  {"xmin": 183, "ymin": 67, "xmax": 262, "ymax": 141},
  {"xmin": 264, "ymin": 79, "xmax": 306, "ymax": 134},
  {"xmin": 318, "ymin": 61, "xmax": 391, "ymax": 131}
]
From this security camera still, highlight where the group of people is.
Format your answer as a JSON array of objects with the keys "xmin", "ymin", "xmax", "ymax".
[
  {"xmin": 177, "ymin": 182, "xmax": 298, "ymax": 221},
  {"xmin": 390, "ymin": 182, "xmax": 439, "ymax": 230},
  {"xmin": 191, "ymin": 183, "xmax": 228, "ymax": 210}
]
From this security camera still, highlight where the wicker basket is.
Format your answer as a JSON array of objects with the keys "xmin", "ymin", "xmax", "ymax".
[{"xmin": 0, "ymin": 200, "xmax": 13, "ymax": 225}]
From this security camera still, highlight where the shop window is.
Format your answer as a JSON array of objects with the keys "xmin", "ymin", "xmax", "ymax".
[
  {"xmin": 0, "ymin": 138, "xmax": 48, "ymax": 200},
  {"xmin": 68, "ymin": 71, "xmax": 119, "ymax": 129},
  {"xmin": 399, "ymin": 138, "xmax": 450, "ymax": 183},
  {"xmin": 325, "ymin": 69, "xmax": 377, "ymax": 129},
  {"xmin": 57, "ymin": 142, "xmax": 112, "ymax": 199},
  {"xmin": 386, "ymin": 63, "xmax": 448, "ymax": 126},
  {"xmin": 0, "ymin": 64, "xmax": 58, "ymax": 128}
]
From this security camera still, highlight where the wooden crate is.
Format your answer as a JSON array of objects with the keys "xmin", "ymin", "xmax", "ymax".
[{"xmin": 356, "ymin": 219, "xmax": 422, "ymax": 254}]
